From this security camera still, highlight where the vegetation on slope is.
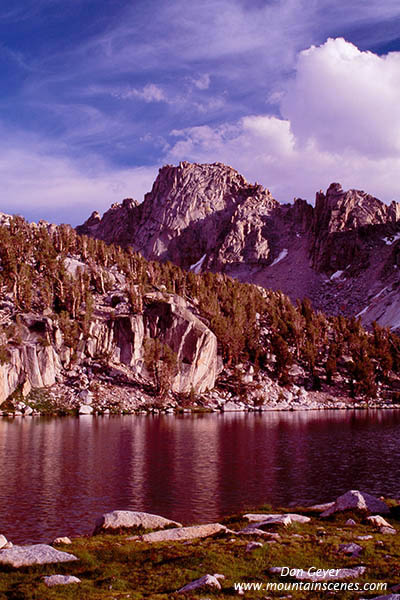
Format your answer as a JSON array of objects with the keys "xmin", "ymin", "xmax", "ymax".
[{"xmin": 0, "ymin": 215, "xmax": 399, "ymax": 400}]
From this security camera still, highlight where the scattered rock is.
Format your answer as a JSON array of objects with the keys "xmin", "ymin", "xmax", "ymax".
[
  {"xmin": 379, "ymin": 526, "xmax": 397, "ymax": 535},
  {"xmin": 94, "ymin": 510, "xmax": 181, "ymax": 534},
  {"xmin": 321, "ymin": 490, "xmax": 390, "ymax": 517},
  {"xmin": 246, "ymin": 542, "xmax": 263, "ymax": 552},
  {"xmin": 237, "ymin": 528, "xmax": 281, "ymax": 540},
  {"xmin": 244, "ymin": 513, "xmax": 310, "ymax": 524},
  {"xmin": 135, "ymin": 523, "xmax": 228, "ymax": 543},
  {"xmin": 309, "ymin": 502, "xmax": 335, "ymax": 512},
  {"xmin": 177, "ymin": 573, "xmax": 225, "ymax": 593},
  {"xmin": 43, "ymin": 575, "xmax": 81, "ymax": 587},
  {"xmin": 357, "ymin": 535, "xmax": 373, "ymax": 540},
  {"xmin": 0, "ymin": 535, "xmax": 8, "ymax": 549},
  {"xmin": 366, "ymin": 515, "xmax": 392, "ymax": 529},
  {"xmin": 339, "ymin": 542, "xmax": 363, "ymax": 557},
  {"xmin": 0, "ymin": 544, "xmax": 78, "ymax": 567},
  {"xmin": 53, "ymin": 537, "xmax": 72, "ymax": 545}
]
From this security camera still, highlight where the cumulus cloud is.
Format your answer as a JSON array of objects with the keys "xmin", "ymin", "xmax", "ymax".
[
  {"xmin": 167, "ymin": 38, "xmax": 400, "ymax": 203},
  {"xmin": 281, "ymin": 37, "xmax": 400, "ymax": 157}
]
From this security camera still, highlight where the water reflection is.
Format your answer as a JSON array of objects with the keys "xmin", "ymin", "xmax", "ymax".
[{"xmin": 0, "ymin": 410, "xmax": 400, "ymax": 543}]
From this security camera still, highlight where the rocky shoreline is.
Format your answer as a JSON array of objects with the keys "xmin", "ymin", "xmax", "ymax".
[
  {"xmin": 0, "ymin": 490, "xmax": 399, "ymax": 598},
  {"xmin": 1, "ymin": 383, "xmax": 399, "ymax": 418},
  {"xmin": 2, "ymin": 364, "xmax": 400, "ymax": 417}
]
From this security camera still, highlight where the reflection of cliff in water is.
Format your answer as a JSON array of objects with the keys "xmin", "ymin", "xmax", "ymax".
[{"xmin": 1, "ymin": 409, "xmax": 400, "ymax": 544}]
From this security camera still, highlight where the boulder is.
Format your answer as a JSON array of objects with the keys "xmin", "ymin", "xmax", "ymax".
[
  {"xmin": 339, "ymin": 542, "xmax": 363, "ymax": 557},
  {"xmin": 321, "ymin": 491, "xmax": 390, "ymax": 517},
  {"xmin": 53, "ymin": 537, "xmax": 72, "ymax": 545},
  {"xmin": 246, "ymin": 542, "xmax": 263, "ymax": 552},
  {"xmin": 244, "ymin": 513, "xmax": 310, "ymax": 524},
  {"xmin": 177, "ymin": 573, "xmax": 225, "ymax": 593},
  {"xmin": 43, "ymin": 575, "xmax": 81, "ymax": 587},
  {"xmin": 0, "ymin": 544, "xmax": 78, "ymax": 567},
  {"xmin": 135, "ymin": 523, "xmax": 227, "ymax": 543},
  {"xmin": 94, "ymin": 510, "xmax": 181, "ymax": 534},
  {"xmin": 309, "ymin": 502, "xmax": 335, "ymax": 512},
  {"xmin": 380, "ymin": 526, "xmax": 397, "ymax": 535},
  {"xmin": 237, "ymin": 527, "xmax": 281, "ymax": 540},
  {"xmin": 0, "ymin": 535, "xmax": 8, "ymax": 550},
  {"xmin": 222, "ymin": 401, "xmax": 245, "ymax": 411},
  {"xmin": 345, "ymin": 518, "xmax": 357, "ymax": 526},
  {"xmin": 79, "ymin": 404, "xmax": 93, "ymax": 415},
  {"xmin": 366, "ymin": 515, "xmax": 392, "ymax": 529}
]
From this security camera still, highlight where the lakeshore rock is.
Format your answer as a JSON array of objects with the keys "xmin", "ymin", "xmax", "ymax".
[
  {"xmin": 0, "ymin": 544, "xmax": 78, "ymax": 567},
  {"xmin": 53, "ymin": 537, "xmax": 72, "ymax": 545},
  {"xmin": 244, "ymin": 513, "xmax": 311, "ymax": 524},
  {"xmin": 177, "ymin": 573, "xmax": 224, "ymax": 593},
  {"xmin": 43, "ymin": 575, "xmax": 81, "ymax": 587},
  {"xmin": 135, "ymin": 523, "xmax": 228, "ymax": 543},
  {"xmin": 0, "ymin": 535, "xmax": 8, "ymax": 550},
  {"xmin": 321, "ymin": 490, "xmax": 390, "ymax": 516},
  {"xmin": 94, "ymin": 510, "xmax": 181, "ymax": 534}
]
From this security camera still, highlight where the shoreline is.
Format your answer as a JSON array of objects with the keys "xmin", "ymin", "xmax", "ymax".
[{"xmin": 2, "ymin": 403, "xmax": 400, "ymax": 417}]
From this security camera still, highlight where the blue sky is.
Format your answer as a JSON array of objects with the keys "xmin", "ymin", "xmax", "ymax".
[{"xmin": 1, "ymin": 0, "xmax": 400, "ymax": 224}]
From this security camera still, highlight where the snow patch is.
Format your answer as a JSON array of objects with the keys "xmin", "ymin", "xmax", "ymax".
[
  {"xmin": 189, "ymin": 254, "xmax": 206, "ymax": 274},
  {"xmin": 270, "ymin": 249, "xmax": 288, "ymax": 267},
  {"xmin": 330, "ymin": 270, "xmax": 344, "ymax": 280},
  {"xmin": 356, "ymin": 305, "xmax": 369, "ymax": 317},
  {"xmin": 372, "ymin": 286, "xmax": 387, "ymax": 300},
  {"xmin": 383, "ymin": 233, "xmax": 400, "ymax": 245}
]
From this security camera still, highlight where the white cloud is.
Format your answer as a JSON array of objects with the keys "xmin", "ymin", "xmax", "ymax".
[
  {"xmin": 116, "ymin": 83, "xmax": 167, "ymax": 103},
  {"xmin": 0, "ymin": 144, "xmax": 157, "ymax": 224},
  {"xmin": 281, "ymin": 37, "xmax": 400, "ymax": 157},
  {"xmin": 167, "ymin": 38, "xmax": 400, "ymax": 204},
  {"xmin": 191, "ymin": 74, "xmax": 211, "ymax": 90}
]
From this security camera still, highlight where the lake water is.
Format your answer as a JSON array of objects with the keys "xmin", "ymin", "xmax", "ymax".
[{"xmin": 1, "ymin": 410, "xmax": 400, "ymax": 544}]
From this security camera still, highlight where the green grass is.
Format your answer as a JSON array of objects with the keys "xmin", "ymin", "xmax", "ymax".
[{"xmin": 0, "ymin": 507, "xmax": 399, "ymax": 599}]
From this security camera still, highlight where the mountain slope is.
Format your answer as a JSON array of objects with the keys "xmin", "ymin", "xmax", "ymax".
[
  {"xmin": 78, "ymin": 162, "xmax": 400, "ymax": 331},
  {"xmin": 1, "ymin": 214, "xmax": 400, "ymax": 412}
]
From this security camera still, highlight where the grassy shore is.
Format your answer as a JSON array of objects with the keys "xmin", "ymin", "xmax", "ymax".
[{"xmin": 1, "ymin": 504, "xmax": 399, "ymax": 599}]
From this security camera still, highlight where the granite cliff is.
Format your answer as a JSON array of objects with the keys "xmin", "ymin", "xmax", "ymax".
[{"xmin": 78, "ymin": 162, "xmax": 400, "ymax": 332}]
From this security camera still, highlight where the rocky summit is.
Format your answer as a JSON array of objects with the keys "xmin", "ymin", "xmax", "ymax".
[{"xmin": 78, "ymin": 162, "xmax": 400, "ymax": 332}]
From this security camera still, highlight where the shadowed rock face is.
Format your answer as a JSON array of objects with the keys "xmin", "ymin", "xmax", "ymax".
[{"xmin": 78, "ymin": 162, "xmax": 400, "ymax": 331}]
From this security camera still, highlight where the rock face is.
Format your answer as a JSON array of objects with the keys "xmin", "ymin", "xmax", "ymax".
[
  {"xmin": 0, "ymin": 544, "xmax": 78, "ymax": 567},
  {"xmin": 0, "ymin": 289, "xmax": 219, "ymax": 406},
  {"xmin": 0, "ymin": 315, "xmax": 61, "ymax": 405},
  {"xmin": 94, "ymin": 510, "xmax": 182, "ymax": 534},
  {"xmin": 78, "ymin": 162, "xmax": 400, "ymax": 331},
  {"xmin": 78, "ymin": 162, "xmax": 278, "ymax": 271},
  {"xmin": 321, "ymin": 490, "xmax": 390, "ymax": 517}
]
